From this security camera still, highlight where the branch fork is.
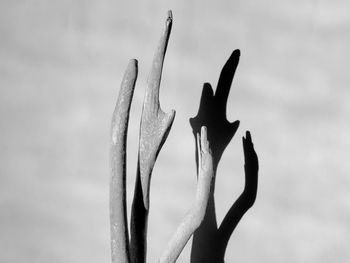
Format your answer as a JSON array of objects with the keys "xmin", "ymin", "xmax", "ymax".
[{"xmin": 110, "ymin": 11, "xmax": 214, "ymax": 263}]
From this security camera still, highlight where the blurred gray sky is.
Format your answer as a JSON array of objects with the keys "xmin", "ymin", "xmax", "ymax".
[{"xmin": 1, "ymin": 0, "xmax": 349, "ymax": 262}]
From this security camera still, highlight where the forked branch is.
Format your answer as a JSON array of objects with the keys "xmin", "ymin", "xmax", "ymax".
[
  {"xmin": 130, "ymin": 10, "xmax": 176, "ymax": 263},
  {"xmin": 109, "ymin": 10, "xmax": 259, "ymax": 263}
]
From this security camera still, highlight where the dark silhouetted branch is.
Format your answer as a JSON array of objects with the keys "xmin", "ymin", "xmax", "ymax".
[
  {"xmin": 190, "ymin": 50, "xmax": 240, "ymax": 263},
  {"xmin": 217, "ymin": 131, "xmax": 259, "ymax": 258},
  {"xmin": 190, "ymin": 51, "xmax": 259, "ymax": 263},
  {"xmin": 190, "ymin": 50, "xmax": 241, "ymax": 166}
]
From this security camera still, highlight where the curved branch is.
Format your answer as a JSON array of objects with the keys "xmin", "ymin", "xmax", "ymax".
[
  {"xmin": 217, "ymin": 131, "xmax": 259, "ymax": 256},
  {"xmin": 110, "ymin": 59, "xmax": 138, "ymax": 263},
  {"xmin": 159, "ymin": 127, "xmax": 214, "ymax": 263}
]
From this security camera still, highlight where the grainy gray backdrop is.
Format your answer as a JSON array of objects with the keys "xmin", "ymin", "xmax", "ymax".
[{"xmin": 0, "ymin": 0, "xmax": 349, "ymax": 262}]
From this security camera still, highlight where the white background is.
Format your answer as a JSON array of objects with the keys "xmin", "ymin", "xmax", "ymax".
[{"xmin": 0, "ymin": 0, "xmax": 349, "ymax": 262}]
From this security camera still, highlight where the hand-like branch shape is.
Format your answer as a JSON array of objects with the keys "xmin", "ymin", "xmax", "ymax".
[
  {"xmin": 190, "ymin": 51, "xmax": 259, "ymax": 263},
  {"xmin": 190, "ymin": 50, "xmax": 241, "ymax": 166},
  {"xmin": 216, "ymin": 131, "xmax": 259, "ymax": 252},
  {"xmin": 110, "ymin": 12, "xmax": 259, "ymax": 263},
  {"xmin": 159, "ymin": 127, "xmax": 214, "ymax": 263},
  {"xmin": 130, "ymin": 10, "xmax": 176, "ymax": 263},
  {"xmin": 190, "ymin": 50, "xmax": 240, "ymax": 263},
  {"xmin": 110, "ymin": 59, "xmax": 138, "ymax": 263}
]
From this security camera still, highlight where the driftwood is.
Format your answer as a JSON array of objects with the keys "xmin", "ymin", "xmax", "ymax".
[
  {"xmin": 110, "ymin": 10, "xmax": 259, "ymax": 263},
  {"xmin": 110, "ymin": 11, "xmax": 214, "ymax": 263},
  {"xmin": 159, "ymin": 127, "xmax": 214, "ymax": 263}
]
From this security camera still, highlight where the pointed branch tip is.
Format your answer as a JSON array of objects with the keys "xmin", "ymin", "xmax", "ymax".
[
  {"xmin": 167, "ymin": 10, "xmax": 173, "ymax": 20},
  {"xmin": 166, "ymin": 10, "xmax": 173, "ymax": 28}
]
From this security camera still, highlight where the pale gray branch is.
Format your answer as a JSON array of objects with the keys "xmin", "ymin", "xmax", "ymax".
[
  {"xmin": 139, "ymin": 9, "xmax": 176, "ymax": 209},
  {"xmin": 130, "ymin": 10, "xmax": 176, "ymax": 263},
  {"xmin": 159, "ymin": 126, "xmax": 214, "ymax": 263},
  {"xmin": 110, "ymin": 59, "xmax": 138, "ymax": 263}
]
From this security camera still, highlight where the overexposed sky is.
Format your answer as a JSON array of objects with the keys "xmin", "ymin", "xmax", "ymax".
[{"xmin": 0, "ymin": 0, "xmax": 349, "ymax": 262}]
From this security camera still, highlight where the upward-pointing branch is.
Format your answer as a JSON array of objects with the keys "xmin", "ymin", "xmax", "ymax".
[
  {"xmin": 159, "ymin": 126, "xmax": 214, "ymax": 263},
  {"xmin": 139, "ymin": 10, "xmax": 175, "ymax": 209},
  {"xmin": 130, "ymin": 10, "xmax": 176, "ymax": 263},
  {"xmin": 110, "ymin": 59, "xmax": 138, "ymax": 263}
]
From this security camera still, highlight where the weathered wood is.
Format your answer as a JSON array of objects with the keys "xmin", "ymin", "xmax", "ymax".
[
  {"xmin": 110, "ymin": 59, "xmax": 138, "ymax": 263},
  {"xmin": 130, "ymin": 10, "xmax": 176, "ymax": 263},
  {"xmin": 159, "ymin": 127, "xmax": 214, "ymax": 263},
  {"xmin": 109, "ymin": 10, "xmax": 259, "ymax": 263}
]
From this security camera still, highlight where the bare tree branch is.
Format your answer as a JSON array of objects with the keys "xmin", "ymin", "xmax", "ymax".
[
  {"xmin": 130, "ymin": 10, "xmax": 176, "ymax": 263},
  {"xmin": 110, "ymin": 59, "xmax": 138, "ymax": 263},
  {"xmin": 159, "ymin": 127, "xmax": 214, "ymax": 263},
  {"xmin": 109, "ymin": 11, "xmax": 258, "ymax": 263}
]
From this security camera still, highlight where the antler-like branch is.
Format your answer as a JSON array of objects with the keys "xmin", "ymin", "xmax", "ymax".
[
  {"xmin": 159, "ymin": 127, "xmax": 214, "ymax": 263},
  {"xmin": 190, "ymin": 51, "xmax": 261, "ymax": 263},
  {"xmin": 130, "ymin": 10, "xmax": 176, "ymax": 263},
  {"xmin": 110, "ymin": 59, "xmax": 138, "ymax": 263},
  {"xmin": 139, "ymin": 9, "xmax": 175, "ymax": 211}
]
